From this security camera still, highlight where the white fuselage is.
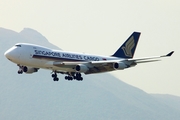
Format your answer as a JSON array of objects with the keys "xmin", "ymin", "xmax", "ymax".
[
  {"xmin": 5, "ymin": 43, "xmax": 121, "ymax": 73},
  {"xmin": 4, "ymin": 32, "xmax": 173, "ymax": 81}
]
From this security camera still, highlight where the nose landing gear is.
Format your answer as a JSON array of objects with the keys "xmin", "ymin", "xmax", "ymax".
[{"xmin": 17, "ymin": 64, "xmax": 23, "ymax": 74}]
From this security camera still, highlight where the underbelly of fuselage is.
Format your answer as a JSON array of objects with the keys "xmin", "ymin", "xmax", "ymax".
[{"xmin": 18, "ymin": 58, "xmax": 75, "ymax": 72}]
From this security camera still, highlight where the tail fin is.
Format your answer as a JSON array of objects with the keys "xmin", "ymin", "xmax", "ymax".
[{"xmin": 112, "ymin": 32, "xmax": 141, "ymax": 58}]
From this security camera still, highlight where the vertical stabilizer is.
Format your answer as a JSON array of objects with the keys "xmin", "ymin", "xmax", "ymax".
[{"xmin": 112, "ymin": 32, "xmax": 141, "ymax": 58}]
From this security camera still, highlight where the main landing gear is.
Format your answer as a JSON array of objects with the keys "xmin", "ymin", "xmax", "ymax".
[
  {"xmin": 51, "ymin": 71, "xmax": 83, "ymax": 81},
  {"xmin": 51, "ymin": 71, "xmax": 59, "ymax": 81},
  {"xmin": 64, "ymin": 73, "xmax": 83, "ymax": 81}
]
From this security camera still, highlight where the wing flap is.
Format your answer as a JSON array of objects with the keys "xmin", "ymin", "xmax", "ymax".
[{"xmin": 135, "ymin": 60, "xmax": 161, "ymax": 64}]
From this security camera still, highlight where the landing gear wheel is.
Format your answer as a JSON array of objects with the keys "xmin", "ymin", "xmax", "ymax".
[
  {"xmin": 18, "ymin": 70, "xmax": 23, "ymax": 74},
  {"xmin": 53, "ymin": 77, "xmax": 59, "ymax": 81},
  {"xmin": 52, "ymin": 74, "xmax": 57, "ymax": 78},
  {"xmin": 73, "ymin": 76, "xmax": 76, "ymax": 80},
  {"xmin": 75, "ymin": 73, "xmax": 83, "ymax": 81},
  {"xmin": 52, "ymin": 71, "xmax": 59, "ymax": 81},
  {"xmin": 65, "ymin": 76, "xmax": 73, "ymax": 81},
  {"xmin": 69, "ymin": 76, "xmax": 73, "ymax": 80},
  {"xmin": 17, "ymin": 64, "xmax": 23, "ymax": 74}
]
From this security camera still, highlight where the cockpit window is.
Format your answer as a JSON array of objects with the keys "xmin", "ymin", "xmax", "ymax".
[{"xmin": 15, "ymin": 45, "xmax": 21, "ymax": 47}]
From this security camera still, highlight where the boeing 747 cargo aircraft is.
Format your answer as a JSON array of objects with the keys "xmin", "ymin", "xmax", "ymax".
[{"xmin": 4, "ymin": 32, "xmax": 174, "ymax": 81}]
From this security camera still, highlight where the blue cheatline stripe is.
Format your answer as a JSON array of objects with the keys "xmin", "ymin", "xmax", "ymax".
[{"xmin": 33, "ymin": 55, "xmax": 85, "ymax": 62}]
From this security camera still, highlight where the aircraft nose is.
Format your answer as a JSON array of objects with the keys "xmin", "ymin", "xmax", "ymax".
[
  {"xmin": 4, "ymin": 48, "xmax": 16, "ymax": 61},
  {"xmin": 4, "ymin": 49, "xmax": 12, "ymax": 59}
]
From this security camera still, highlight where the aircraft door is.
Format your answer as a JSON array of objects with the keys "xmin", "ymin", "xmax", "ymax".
[{"xmin": 30, "ymin": 47, "xmax": 36, "ymax": 59}]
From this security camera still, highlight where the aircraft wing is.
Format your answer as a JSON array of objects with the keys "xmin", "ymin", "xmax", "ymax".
[
  {"xmin": 53, "ymin": 60, "xmax": 117, "ymax": 74},
  {"xmin": 53, "ymin": 51, "xmax": 174, "ymax": 74},
  {"xmin": 127, "ymin": 51, "xmax": 174, "ymax": 64}
]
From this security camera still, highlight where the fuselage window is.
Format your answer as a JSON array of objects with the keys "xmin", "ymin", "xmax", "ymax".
[{"xmin": 15, "ymin": 45, "xmax": 21, "ymax": 47}]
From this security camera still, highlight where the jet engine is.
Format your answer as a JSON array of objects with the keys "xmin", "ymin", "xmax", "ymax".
[
  {"xmin": 23, "ymin": 66, "xmax": 38, "ymax": 74},
  {"xmin": 75, "ymin": 64, "xmax": 89, "ymax": 72},
  {"xmin": 113, "ymin": 62, "xmax": 128, "ymax": 70}
]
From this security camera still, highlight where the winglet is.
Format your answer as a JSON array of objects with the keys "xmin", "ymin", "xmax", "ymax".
[
  {"xmin": 166, "ymin": 51, "xmax": 174, "ymax": 57},
  {"xmin": 161, "ymin": 51, "xmax": 174, "ymax": 57}
]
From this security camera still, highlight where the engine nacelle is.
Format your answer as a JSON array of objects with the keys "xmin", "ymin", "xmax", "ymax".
[
  {"xmin": 113, "ymin": 62, "xmax": 128, "ymax": 70},
  {"xmin": 23, "ymin": 66, "xmax": 38, "ymax": 74},
  {"xmin": 75, "ymin": 64, "xmax": 89, "ymax": 72}
]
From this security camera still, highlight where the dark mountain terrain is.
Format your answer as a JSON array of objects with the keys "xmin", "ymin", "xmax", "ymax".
[{"xmin": 0, "ymin": 27, "xmax": 180, "ymax": 120}]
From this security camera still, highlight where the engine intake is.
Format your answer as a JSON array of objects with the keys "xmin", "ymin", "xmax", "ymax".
[
  {"xmin": 113, "ymin": 62, "xmax": 128, "ymax": 70},
  {"xmin": 23, "ymin": 66, "xmax": 38, "ymax": 74},
  {"xmin": 75, "ymin": 64, "xmax": 89, "ymax": 72}
]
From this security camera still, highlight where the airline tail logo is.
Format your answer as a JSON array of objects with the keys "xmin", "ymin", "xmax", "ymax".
[{"xmin": 122, "ymin": 36, "xmax": 135, "ymax": 57}]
